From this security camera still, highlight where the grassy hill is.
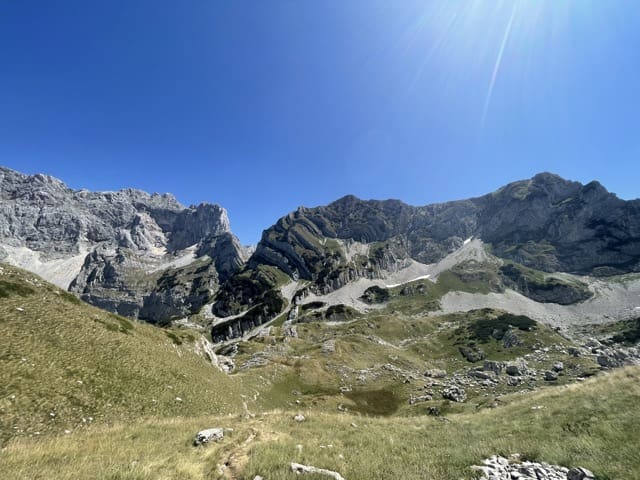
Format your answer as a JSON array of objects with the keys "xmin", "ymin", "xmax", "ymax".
[
  {"xmin": 2, "ymin": 263, "xmax": 639, "ymax": 479},
  {"xmin": 0, "ymin": 264, "xmax": 245, "ymax": 445}
]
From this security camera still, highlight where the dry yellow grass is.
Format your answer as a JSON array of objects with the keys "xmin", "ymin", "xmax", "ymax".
[{"xmin": 2, "ymin": 367, "xmax": 639, "ymax": 479}]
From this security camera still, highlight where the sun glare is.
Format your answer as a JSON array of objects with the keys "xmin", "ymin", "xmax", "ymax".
[{"xmin": 397, "ymin": 0, "xmax": 609, "ymax": 126}]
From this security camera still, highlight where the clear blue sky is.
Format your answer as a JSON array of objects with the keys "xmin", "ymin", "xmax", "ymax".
[{"xmin": 1, "ymin": 1, "xmax": 639, "ymax": 244}]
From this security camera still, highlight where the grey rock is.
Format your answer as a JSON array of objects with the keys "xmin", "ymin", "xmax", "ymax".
[
  {"xmin": 469, "ymin": 369, "xmax": 493, "ymax": 380},
  {"xmin": 409, "ymin": 394, "xmax": 432, "ymax": 405},
  {"xmin": 283, "ymin": 324, "xmax": 298, "ymax": 338},
  {"xmin": 567, "ymin": 347, "xmax": 581, "ymax": 357},
  {"xmin": 321, "ymin": 339, "xmax": 336, "ymax": 354},
  {"xmin": 567, "ymin": 467, "xmax": 595, "ymax": 480},
  {"xmin": 502, "ymin": 329, "xmax": 522, "ymax": 348},
  {"xmin": 193, "ymin": 428, "xmax": 224, "ymax": 446},
  {"xmin": 473, "ymin": 456, "xmax": 594, "ymax": 480},
  {"xmin": 483, "ymin": 360, "xmax": 504, "ymax": 375},
  {"xmin": 293, "ymin": 414, "xmax": 306, "ymax": 422},
  {"xmin": 290, "ymin": 463, "xmax": 345, "ymax": 480},
  {"xmin": 442, "ymin": 385, "xmax": 467, "ymax": 402},
  {"xmin": 506, "ymin": 376, "xmax": 523, "ymax": 386},
  {"xmin": 0, "ymin": 166, "xmax": 245, "ymax": 324},
  {"xmin": 424, "ymin": 368, "xmax": 447, "ymax": 378},
  {"xmin": 552, "ymin": 362, "xmax": 564, "ymax": 372},
  {"xmin": 459, "ymin": 346, "xmax": 486, "ymax": 363},
  {"xmin": 544, "ymin": 371, "xmax": 559, "ymax": 381},
  {"xmin": 506, "ymin": 360, "xmax": 528, "ymax": 376}
]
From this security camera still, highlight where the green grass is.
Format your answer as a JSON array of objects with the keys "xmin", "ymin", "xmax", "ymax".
[
  {"xmin": 0, "ymin": 264, "xmax": 246, "ymax": 446},
  {"xmin": 468, "ymin": 312, "xmax": 536, "ymax": 342},
  {"xmin": 0, "ymin": 263, "xmax": 635, "ymax": 479},
  {"xmin": 0, "ymin": 279, "xmax": 35, "ymax": 298},
  {"xmin": 2, "ymin": 367, "xmax": 639, "ymax": 479}
]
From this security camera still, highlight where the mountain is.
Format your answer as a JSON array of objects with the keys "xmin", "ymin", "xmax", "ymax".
[
  {"xmin": 3, "ymin": 169, "xmax": 640, "ymax": 480},
  {"xmin": 3, "ymin": 166, "xmax": 639, "ymax": 338},
  {"xmin": 0, "ymin": 166, "xmax": 247, "ymax": 323},
  {"xmin": 211, "ymin": 172, "xmax": 640, "ymax": 341}
]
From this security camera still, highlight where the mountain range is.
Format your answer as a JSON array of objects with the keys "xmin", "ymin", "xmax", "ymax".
[
  {"xmin": 3, "ymin": 165, "xmax": 640, "ymax": 479},
  {"xmin": 1, "ymin": 166, "xmax": 639, "ymax": 341}
]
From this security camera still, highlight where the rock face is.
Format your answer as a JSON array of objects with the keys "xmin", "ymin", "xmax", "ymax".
[
  {"xmin": 250, "ymin": 172, "xmax": 640, "ymax": 284},
  {"xmin": 0, "ymin": 166, "xmax": 246, "ymax": 323}
]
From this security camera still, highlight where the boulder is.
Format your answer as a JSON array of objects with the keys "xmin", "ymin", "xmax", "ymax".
[
  {"xmin": 506, "ymin": 376, "xmax": 523, "ymax": 386},
  {"xmin": 544, "ymin": 370, "xmax": 559, "ymax": 381},
  {"xmin": 469, "ymin": 369, "xmax": 493, "ymax": 380},
  {"xmin": 459, "ymin": 346, "xmax": 485, "ymax": 363},
  {"xmin": 193, "ymin": 428, "xmax": 224, "ymax": 446},
  {"xmin": 424, "ymin": 368, "xmax": 447, "ymax": 378},
  {"xmin": 483, "ymin": 360, "xmax": 504, "ymax": 375},
  {"xmin": 502, "ymin": 329, "xmax": 521, "ymax": 348},
  {"xmin": 506, "ymin": 360, "xmax": 528, "ymax": 376},
  {"xmin": 567, "ymin": 467, "xmax": 595, "ymax": 480},
  {"xmin": 291, "ymin": 463, "xmax": 345, "ymax": 480},
  {"xmin": 472, "ymin": 456, "xmax": 594, "ymax": 480},
  {"xmin": 283, "ymin": 324, "xmax": 298, "ymax": 338},
  {"xmin": 321, "ymin": 340, "xmax": 336, "ymax": 354},
  {"xmin": 442, "ymin": 385, "xmax": 467, "ymax": 403}
]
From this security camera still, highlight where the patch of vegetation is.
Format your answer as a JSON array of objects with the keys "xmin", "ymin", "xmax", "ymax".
[
  {"xmin": 499, "ymin": 263, "xmax": 592, "ymax": 305},
  {"xmin": 469, "ymin": 313, "xmax": 537, "ymax": 343},
  {"xmin": 95, "ymin": 313, "xmax": 135, "ymax": 335},
  {"xmin": 300, "ymin": 301, "xmax": 327, "ymax": 311},
  {"xmin": 0, "ymin": 264, "xmax": 244, "ymax": 446},
  {"xmin": 164, "ymin": 329, "xmax": 196, "ymax": 345},
  {"xmin": 326, "ymin": 304, "xmax": 359, "ymax": 320},
  {"xmin": 0, "ymin": 280, "xmax": 35, "ymax": 298},
  {"xmin": 60, "ymin": 291, "xmax": 82, "ymax": 305},
  {"xmin": 214, "ymin": 264, "xmax": 290, "ymax": 316},
  {"xmin": 611, "ymin": 318, "xmax": 640, "ymax": 345},
  {"xmin": 361, "ymin": 285, "xmax": 390, "ymax": 304},
  {"xmin": 344, "ymin": 388, "xmax": 402, "ymax": 416}
]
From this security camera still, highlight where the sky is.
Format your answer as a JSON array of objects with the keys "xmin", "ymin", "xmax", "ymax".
[{"xmin": 1, "ymin": 1, "xmax": 639, "ymax": 244}]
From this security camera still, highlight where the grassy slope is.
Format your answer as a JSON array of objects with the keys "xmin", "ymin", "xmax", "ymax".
[
  {"xmin": 0, "ymin": 264, "xmax": 245, "ymax": 445},
  {"xmin": 1, "ymin": 263, "xmax": 637, "ymax": 479},
  {"xmin": 2, "ymin": 366, "xmax": 638, "ymax": 480}
]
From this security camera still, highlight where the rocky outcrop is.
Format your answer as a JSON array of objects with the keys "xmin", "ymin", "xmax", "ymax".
[
  {"xmin": 0, "ymin": 166, "xmax": 245, "ymax": 323},
  {"xmin": 290, "ymin": 463, "xmax": 345, "ymax": 480},
  {"xmin": 442, "ymin": 385, "xmax": 467, "ymax": 402},
  {"xmin": 471, "ymin": 455, "xmax": 595, "ymax": 480},
  {"xmin": 193, "ymin": 428, "xmax": 224, "ymax": 446}
]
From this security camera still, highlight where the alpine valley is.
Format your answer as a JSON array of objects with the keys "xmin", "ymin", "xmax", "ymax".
[{"xmin": 2, "ymin": 165, "xmax": 640, "ymax": 480}]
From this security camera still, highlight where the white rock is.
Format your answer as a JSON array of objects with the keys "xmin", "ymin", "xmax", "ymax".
[
  {"xmin": 291, "ymin": 462, "xmax": 346, "ymax": 480},
  {"xmin": 193, "ymin": 428, "xmax": 224, "ymax": 446}
]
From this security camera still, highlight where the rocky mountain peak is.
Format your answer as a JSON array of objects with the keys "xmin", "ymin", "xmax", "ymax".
[{"xmin": 0, "ymin": 165, "xmax": 246, "ymax": 323}]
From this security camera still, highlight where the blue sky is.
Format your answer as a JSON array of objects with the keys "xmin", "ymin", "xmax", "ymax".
[{"xmin": 1, "ymin": 1, "xmax": 639, "ymax": 244}]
